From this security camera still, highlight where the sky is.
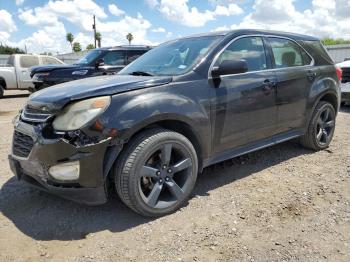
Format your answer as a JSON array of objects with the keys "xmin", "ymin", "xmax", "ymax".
[{"xmin": 0, "ymin": 0, "xmax": 349, "ymax": 54}]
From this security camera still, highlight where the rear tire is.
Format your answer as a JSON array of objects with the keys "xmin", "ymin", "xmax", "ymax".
[
  {"xmin": 0, "ymin": 85, "xmax": 4, "ymax": 98},
  {"xmin": 114, "ymin": 128, "xmax": 198, "ymax": 217},
  {"xmin": 300, "ymin": 101, "xmax": 336, "ymax": 150}
]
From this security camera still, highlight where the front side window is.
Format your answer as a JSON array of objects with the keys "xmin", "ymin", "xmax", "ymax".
[
  {"xmin": 216, "ymin": 36, "xmax": 267, "ymax": 72},
  {"xmin": 76, "ymin": 50, "xmax": 103, "ymax": 65},
  {"xmin": 269, "ymin": 38, "xmax": 311, "ymax": 68},
  {"xmin": 102, "ymin": 51, "xmax": 126, "ymax": 66},
  {"xmin": 20, "ymin": 56, "xmax": 39, "ymax": 68},
  {"xmin": 119, "ymin": 36, "xmax": 223, "ymax": 76}
]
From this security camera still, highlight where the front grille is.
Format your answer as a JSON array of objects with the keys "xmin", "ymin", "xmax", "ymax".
[
  {"xmin": 341, "ymin": 67, "xmax": 350, "ymax": 83},
  {"xmin": 12, "ymin": 131, "xmax": 34, "ymax": 158},
  {"xmin": 21, "ymin": 106, "xmax": 53, "ymax": 123}
]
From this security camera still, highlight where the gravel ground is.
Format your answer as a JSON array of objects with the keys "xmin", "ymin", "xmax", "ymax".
[{"xmin": 0, "ymin": 90, "xmax": 349, "ymax": 262}]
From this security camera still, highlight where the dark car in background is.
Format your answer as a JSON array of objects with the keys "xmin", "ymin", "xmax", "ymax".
[
  {"xmin": 9, "ymin": 30, "xmax": 340, "ymax": 217},
  {"xmin": 30, "ymin": 45, "xmax": 151, "ymax": 91}
]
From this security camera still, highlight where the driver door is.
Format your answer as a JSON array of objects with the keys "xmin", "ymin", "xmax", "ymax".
[{"xmin": 210, "ymin": 36, "xmax": 278, "ymax": 154}]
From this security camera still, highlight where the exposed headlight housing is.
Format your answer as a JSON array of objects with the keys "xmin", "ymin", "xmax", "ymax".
[{"xmin": 53, "ymin": 96, "xmax": 111, "ymax": 131}]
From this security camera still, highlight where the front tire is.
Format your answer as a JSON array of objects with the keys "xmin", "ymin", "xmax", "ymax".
[
  {"xmin": 300, "ymin": 101, "xmax": 336, "ymax": 150},
  {"xmin": 115, "ymin": 128, "xmax": 198, "ymax": 217},
  {"xmin": 0, "ymin": 85, "xmax": 4, "ymax": 98}
]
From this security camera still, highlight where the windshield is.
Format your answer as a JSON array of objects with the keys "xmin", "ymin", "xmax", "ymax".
[
  {"xmin": 76, "ymin": 50, "xmax": 103, "ymax": 65},
  {"xmin": 119, "ymin": 36, "xmax": 223, "ymax": 76}
]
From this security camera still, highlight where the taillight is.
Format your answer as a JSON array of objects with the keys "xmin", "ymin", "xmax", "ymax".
[{"xmin": 336, "ymin": 67, "xmax": 342, "ymax": 82}]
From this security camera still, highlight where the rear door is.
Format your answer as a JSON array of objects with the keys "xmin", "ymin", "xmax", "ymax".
[
  {"xmin": 267, "ymin": 37, "xmax": 315, "ymax": 133},
  {"xmin": 210, "ymin": 36, "xmax": 278, "ymax": 153},
  {"xmin": 126, "ymin": 50, "xmax": 148, "ymax": 64},
  {"xmin": 17, "ymin": 55, "xmax": 39, "ymax": 89}
]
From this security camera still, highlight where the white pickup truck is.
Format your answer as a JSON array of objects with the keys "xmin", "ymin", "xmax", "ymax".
[
  {"xmin": 337, "ymin": 60, "xmax": 350, "ymax": 105},
  {"xmin": 0, "ymin": 54, "xmax": 64, "ymax": 98}
]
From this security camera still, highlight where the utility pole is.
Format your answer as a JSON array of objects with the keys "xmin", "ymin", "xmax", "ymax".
[
  {"xmin": 92, "ymin": 15, "xmax": 97, "ymax": 48},
  {"xmin": 25, "ymin": 44, "xmax": 28, "ymax": 54}
]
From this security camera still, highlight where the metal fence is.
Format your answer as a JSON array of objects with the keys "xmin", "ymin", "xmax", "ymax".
[{"xmin": 1, "ymin": 45, "xmax": 350, "ymax": 66}]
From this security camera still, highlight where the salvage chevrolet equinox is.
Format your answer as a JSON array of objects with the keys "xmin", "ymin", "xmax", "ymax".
[{"xmin": 9, "ymin": 30, "xmax": 341, "ymax": 217}]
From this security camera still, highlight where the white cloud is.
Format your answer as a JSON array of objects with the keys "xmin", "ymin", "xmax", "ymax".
[
  {"xmin": 152, "ymin": 0, "xmax": 243, "ymax": 27},
  {"xmin": 217, "ymin": 0, "xmax": 350, "ymax": 39},
  {"xmin": 13, "ymin": 0, "xmax": 154, "ymax": 53},
  {"xmin": 108, "ymin": 4, "xmax": 125, "ymax": 16},
  {"xmin": 145, "ymin": 0, "xmax": 159, "ymax": 8},
  {"xmin": 0, "ymin": 10, "xmax": 17, "ymax": 32},
  {"xmin": 16, "ymin": 0, "xmax": 25, "ymax": 5},
  {"xmin": 152, "ymin": 27, "xmax": 166, "ymax": 33}
]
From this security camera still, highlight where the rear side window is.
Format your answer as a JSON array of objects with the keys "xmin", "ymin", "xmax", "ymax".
[
  {"xmin": 20, "ymin": 56, "xmax": 39, "ymax": 68},
  {"xmin": 269, "ymin": 38, "xmax": 312, "ymax": 68},
  {"xmin": 127, "ymin": 50, "xmax": 147, "ymax": 64},
  {"xmin": 103, "ymin": 51, "xmax": 126, "ymax": 66},
  {"xmin": 217, "ymin": 36, "xmax": 267, "ymax": 72},
  {"xmin": 42, "ymin": 57, "xmax": 63, "ymax": 65},
  {"xmin": 302, "ymin": 40, "xmax": 334, "ymax": 65}
]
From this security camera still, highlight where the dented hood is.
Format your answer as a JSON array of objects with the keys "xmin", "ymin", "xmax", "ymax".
[{"xmin": 27, "ymin": 74, "xmax": 172, "ymax": 111}]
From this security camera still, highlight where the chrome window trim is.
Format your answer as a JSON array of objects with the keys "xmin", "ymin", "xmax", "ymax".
[{"xmin": 208, "ymin": 34, "xmax": 315, "ymax": 79}]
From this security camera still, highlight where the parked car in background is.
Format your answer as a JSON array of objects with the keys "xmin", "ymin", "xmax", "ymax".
[
  {"xmin": 0, "ymin": 54, "xmax": 64, "ymax": 98},
  {"xmin": 30, "ymin": 45, "xmax": 152, "ymax": 91},
  {"xmin": 336, "ymin": 60, "xmax": 350, "ymax": 105},
  {"xmin": 9, "ymin": 30, "xmax": 340, "ymax": 217}
]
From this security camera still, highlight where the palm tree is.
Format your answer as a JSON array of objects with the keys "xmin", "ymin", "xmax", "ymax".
[
  {"xmin": 95, "ymin": 32, "xmax": 102, "ymax": 48},
  {"xmin": 126, "ymin": 33, "xmax": 134, "ymax": 45},
  {"xmin": 86, "ymin": 44, "xmax": 95, "ymax": 50},
  {"xmin": 66, "ymin": 33, "xmax": 74, "ymax": 51},
  {"xmin": 73, "ymin": 42, "xmax": 82, "ymax": 52}
]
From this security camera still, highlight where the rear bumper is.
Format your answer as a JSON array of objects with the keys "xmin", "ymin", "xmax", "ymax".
[{"xmin": 8, "ymin": 117, "xmax": 121, "ymax": 205}]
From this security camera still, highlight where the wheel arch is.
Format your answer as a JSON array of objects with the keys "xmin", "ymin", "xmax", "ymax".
[{"xmin": 122, "ymin": 118, "xmax": 205, "ymax": 173}]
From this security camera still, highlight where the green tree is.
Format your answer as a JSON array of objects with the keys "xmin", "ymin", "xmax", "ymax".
[
  {"xmin": 126, "ymin": 33, "xmax": 134, "ymax": 45},
  {"xmin": 0, "ymin": 45, "xmax": 25, "ymax": 54},
  {"xmin": 322, "ymin": 38, "xmax": 350, "ymax": 46},
  {"xmin": 86, "ymin": 44, "xmax": 95, "ymax": 50},
  {"xmin": 95, "ymin": 32, "xmax": 102, "ymax": 48},
  {"xmin": 66, "ymin": 33, "xmax": 74, "ymax": 50},
  {"xmin": 73, "ymin": 42, "xmax": 82, "ymax": 52}
]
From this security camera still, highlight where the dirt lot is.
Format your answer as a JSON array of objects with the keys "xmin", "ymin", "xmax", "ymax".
[{"xmin": 0, "ymin": 90, "xmax": 349, "ymax": 262}]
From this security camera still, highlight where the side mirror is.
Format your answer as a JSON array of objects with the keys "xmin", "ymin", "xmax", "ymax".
[
  {"xmin": 212, "ymin": 60, "xmax": 248, "ymax": 78},
  {"xmin": 95, "ymin": 58, "xmax": 105, "ymax": 69}
]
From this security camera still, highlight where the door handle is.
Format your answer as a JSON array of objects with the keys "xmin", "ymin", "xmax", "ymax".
[{"xmin": 262, "ymin": 79, "xmax": 276, "ymax": 94}]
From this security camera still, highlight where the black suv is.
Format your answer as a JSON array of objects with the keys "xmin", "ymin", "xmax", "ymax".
[
  {"xmin": 9, "ymin": 30, "xmax": 340, "ymax": 217},
  {"xmin": 30, "ymin": 45, "xmax": 151, "ymax": 91}
]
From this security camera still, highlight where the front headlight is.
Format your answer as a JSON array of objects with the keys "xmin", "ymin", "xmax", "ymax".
[{"xmin": 53, "ymin": 96, "xmax": 111, "ymax": 131}]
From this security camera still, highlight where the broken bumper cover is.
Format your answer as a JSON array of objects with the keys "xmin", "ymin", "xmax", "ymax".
[{"xmin": 8, "ymin": 118, "xmax": 118, "ymax": 205}]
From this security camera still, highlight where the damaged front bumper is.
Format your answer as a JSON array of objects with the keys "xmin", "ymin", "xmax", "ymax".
[{"xmin": 8, "ymin": 116, "xmax": 121, "ymax": 205}]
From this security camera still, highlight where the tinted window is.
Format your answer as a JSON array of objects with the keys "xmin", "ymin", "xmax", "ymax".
[
  {"xmin": 302, "ymin": 40, "xmax": 333, "ymax": 65},
  {"xmin": 217, "ymin": 37, "xmax": 267, "ymax": 72},
  {"xmin": 269, "ymin": 38, "xmax": 311, "ymax": 68},
  {"xmin": 20, "ymin": 56, "xmax": 39, "ymax": 68},
  {"xmin": 76, "ymin": 50, "xmax": 103, "ymax": 65},
  {"xmin": 103, "ymin": 51, "xmax": 126, "ymax": 66},
  {"xmin": 127, "ymin": 50, "xmax": 147, "ymax": 64},
  {"xmin": 42, "ymin": 57, "xmax": 63, "ymax": 65}
]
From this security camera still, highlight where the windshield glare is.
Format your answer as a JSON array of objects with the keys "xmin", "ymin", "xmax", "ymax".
[
  {"xmin": 76, "ymin": 50, "xmax": 103, "ymax": 65},
  {"xmin": 119, "ymin": 36, "xmax": 222, "ymax": 76}
]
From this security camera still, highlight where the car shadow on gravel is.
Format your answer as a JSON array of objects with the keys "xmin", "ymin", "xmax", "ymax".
[
  {"xmin": 0, "ymin": 141, "xmax": 314, "ymax": 241},
  {"xmin": 340, "ymin": 105, "xmax": 350, "ymax": 113}
]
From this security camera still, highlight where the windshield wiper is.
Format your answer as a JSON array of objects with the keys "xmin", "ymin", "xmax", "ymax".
[{"xmin": 129, "ymin": 71, "xmax": 153, "ymax": 76}]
